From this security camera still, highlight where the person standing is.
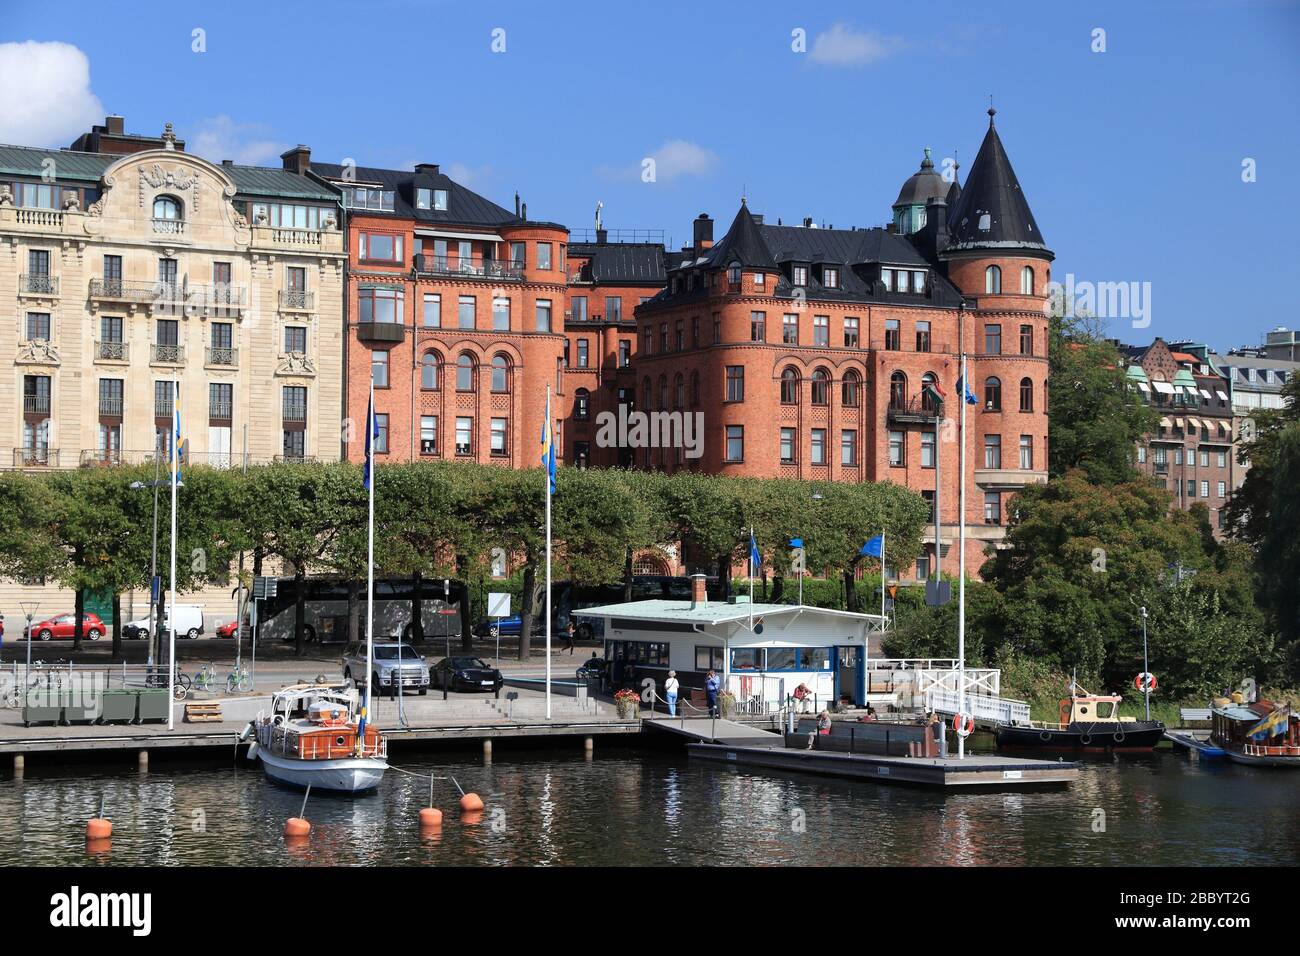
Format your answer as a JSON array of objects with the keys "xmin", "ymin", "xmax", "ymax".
[
  {"xmin": 563, "ymin": 621, "xmax": 576, "ymax": 655},
  {"xmin": 705, "ymin": 670, "xmax": 720, "ymax": 717},
  {"xmin": 664, "ymin": 670, "xmax": 680, "ymax": 716}
]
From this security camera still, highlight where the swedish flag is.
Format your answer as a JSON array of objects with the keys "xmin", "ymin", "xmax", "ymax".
[{"xmin": 1247, "ymin": 705, "xmax": 1290, "ymax": 739}]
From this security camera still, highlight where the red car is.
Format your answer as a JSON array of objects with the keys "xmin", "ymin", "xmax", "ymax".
[
  {"xmin": 216, "ymin": 619, "xmax": 248, "ymax": 639},
  {"xmin": 31, "ymin": 613, "xmax": 105, "ymax": 641}
]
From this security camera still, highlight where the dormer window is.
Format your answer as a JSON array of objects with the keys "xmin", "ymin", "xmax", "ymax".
[
  {"xmin": 433, "ymin": 189, "xmax": 448, "ymax": 210},
  {"xmin": 416, "ymin": 188, "xmax": 431, "ymax": 210},
  {"xmin": 792, "ymin": 265, "xmax": 808, "ymax": 286},
  {"xmin": 824, "ymin": 267, "xmax": 839, "ymax": 289},
  {"xmin": 913, "ymin": 271, "xmax": 927, "ymax": 294},
  {"xmin": 896, "ymin": 270, "xmax": 910, "ymax": 293},
  {"xmin": 881, "ymin": 269, "xmax": 893, "ymax": 292},
  {"xmin": 728, "ymin": 262, "xmax": 741, "ymax": 285}
]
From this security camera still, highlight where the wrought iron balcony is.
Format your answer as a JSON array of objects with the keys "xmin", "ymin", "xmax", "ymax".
[
  {"xmin": 95, "ymin": 341, "xmax": 129, "ymax": 361},
  {"xmin": 414, "ymin": 254, "xmax": 523, "ymax": 281},
  {"xmin": 282, "ymin": 403, "xmax": 308, "ymax": 423},
  {"xmin": 80, "ymin": 449, "xmax": 123, "ymax": 467},
  {"xmin": 20, "ymin": 273, "xmax": 58, "ymax": 295},
  {"xmin": 152, "ymin": 344, "xmax": 185, "ymax": 364},
  {"xmin": 887, "ymin": 396, "xmax": 941, "ymax": 425},
  {"xmin": 206, "ymin": 346, "xmax": 238, "ymax": 367},
  {"xmin": 13, "ymin": 447, "xmax": 58, "ymax": 467},
  {"xmin": 98, "ymin": 396, "xmax": 124, "ymax": 417},
  {"xmin": 90, "ymin": 279, "xmax": 182, "ymax": 303},
  {"xmin": 279, "ymin": 289, "xmax": 314, "ymax": 311},
  {"xmin": 22, "ymin": 394, "xmax": 50, "ymax": 415},
  {"xmin": 209, "ymin": 400, "xmax": 233, "ymax": 420}
]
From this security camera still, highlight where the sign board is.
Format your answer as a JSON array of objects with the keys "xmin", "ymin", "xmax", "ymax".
[
  {"xmin": 253, "ymin": 576, "xmax": 278, "ymax": 600},
  {"xmin": 925, "ymin": 579, "xmax": 952, "ymax": 607},
  {"xmin": 150, "ymin": 575, "xmax": 161, "ymax": 604},
  {"xmin": 487, "ymin": 592, "xmax": 511, "ymax": 618},
  {"xmin": 790, "ymin": 547, "xmax": 806, "ymax": 574}
]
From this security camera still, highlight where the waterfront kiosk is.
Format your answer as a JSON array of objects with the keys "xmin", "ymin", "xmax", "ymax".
[{"xmin": 574, "ymin": 578, "xmax": 885, "ymax": 711}]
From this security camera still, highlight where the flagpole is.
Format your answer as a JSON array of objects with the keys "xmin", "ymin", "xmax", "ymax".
[
  {"xmin": 957, "ymin": 351, "xmax": 968, "ymax": 760},
  {"xmin": 545, "ymin": 386, "xmax": 553, "ymax": 722},
  {"xmin": 749, "ymin": 526, "xmax": 755, "ymax": 632},
  {"xmin": 167, "ymin": 377, "xmax": 178, "ymax": 731},
  {"xmin": 365, "ymin": 380, "xmax": 375, "ymax": 743},
  {"xmin": 880, "ymin": 531, "xmax": 886, "ymax": 627}
]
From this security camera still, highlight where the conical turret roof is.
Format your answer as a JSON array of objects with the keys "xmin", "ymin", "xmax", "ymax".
[{"xmin": 947, "ymin": 109, "xmax": 1049, "ymax": 255}]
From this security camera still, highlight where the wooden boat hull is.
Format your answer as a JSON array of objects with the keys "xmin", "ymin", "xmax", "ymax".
[
  {"xmin": 1219, "ymin": 746, "xmax": 1300, "ymax": 768},
  {"xmin": 995, "ymin": 721, "xmax": 1165, "ymax": 752},
  {"xmin": 257, "ymin": 749, "xmax": 388, "ymax": 793}
]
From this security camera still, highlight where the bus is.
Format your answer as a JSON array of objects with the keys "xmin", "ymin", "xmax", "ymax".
[
  {"xmin": 254, "ymin": 578, "xmax": 462, "ymax": 645},
  {"xmin": 560, "ymin": 575, "xmax": 724, "ymax": 640}
]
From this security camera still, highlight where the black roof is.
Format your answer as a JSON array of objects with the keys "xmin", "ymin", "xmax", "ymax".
[
  {"xmin": 893, "ymin": 149, "xmax": 949, "ymax": 207},
  {"xmin": 309, "ymin": 161, "xmax": 517, "ymax": 227},
  {"xmin": 705, "ymin": 203, "xmax": 777, "ymax": 270},
  {"xmin": 569, "ymin": 242, "xmax": 668, "ymax": 285},
  {"xmin": 946, "ymin": 110, "xmax": 1049, "ymax": 254}
]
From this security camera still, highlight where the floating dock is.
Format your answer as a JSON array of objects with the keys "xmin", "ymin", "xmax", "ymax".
[
  {"xmin": 688, "ymin": 740, "xmax": 1079, "ymax": 788},
  {"xmin": 1164, "ymin": 728, "xmax": 1227, "ymax": 759}
]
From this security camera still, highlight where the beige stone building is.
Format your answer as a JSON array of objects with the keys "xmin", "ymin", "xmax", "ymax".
[{"xmin": 0, "ymin": 118, "xmax": 344, "ymax": 626}]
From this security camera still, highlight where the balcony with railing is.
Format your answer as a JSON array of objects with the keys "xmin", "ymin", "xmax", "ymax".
[
  {"xmin": 151, "ymin": 343, "xmax": 185, "ymax": 365},
  {"xmin": 251, "ymin": 223, "xmax": 342, "ymax": 254},
  {"xmin": 870, "ymin": 336, "xmax": 953, "ymax": 354},
  {"xmin": 887, "ymin": 395, "xmax": 941, "ymax": 425},
  {"xmin": 90, "ymin": 278, "xmax": 183, "ymax": 304},
  {"xmin": 99, "ymin": 396, "xmax": 124, "ymax": 417},
  {"xmin": 19, "ymin": 273, "xmax": 58, "ymax": 295},
  {"xmin": 12, "ymin": 207, "xmax": 64, "ymax": 229},
  {"xmin": 13, "ymin": 447, "xmax": 59, "ymax": 467},
  {"xmin": 279, "ymin": 289, "xmax": 315, "ymax": 311},
  {"xmin": 152, "ymin": 218, "xmax": 186, "ymax": 236},
  {"xmin": 283, "ymin": 403, "xmax": 308, "ymax": 423},
  {"xmin": 80, "ymin": 448, "xmax": 123, "ymax": 467},
  {"xmin": 186, "ymin": 283, "xmax": 247, "ymax": 313},
  {"xmin": 209, "ymin": 400, "xmax": 233, "ymax": 421},
  {"xmin": 274, "ymin": 454, "xmax": 317, "ymax": 464},
  {"xmin": 413, "ymin": 254, "xmax": 524, "ymax": 281},
  {"xmin": 154, "ymin": 397, "xmax": 174, "ymax": 418},
  {"xmin": 22, "ymin": 394, "xmax": 50, "ymax": 415},
  {"xmin": 206, "ymin": 346, "xmax": 238, "ymax": 367},
  {"xmin": 95, "ymin": 341, "xmax": 129, "ymax": 362}
]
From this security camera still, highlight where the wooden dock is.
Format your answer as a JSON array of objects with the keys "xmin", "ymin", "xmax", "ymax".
[{"xmin": 687, "ymin": 741, "xmax": 1079, "ymax": 789}]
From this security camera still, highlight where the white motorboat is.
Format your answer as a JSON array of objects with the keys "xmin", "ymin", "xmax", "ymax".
[{"xmin": 246, "ymin": 683, "xmax": 388, "ymax": 794}]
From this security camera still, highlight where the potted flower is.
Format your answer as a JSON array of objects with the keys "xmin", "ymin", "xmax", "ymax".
[
  {"xmin": 718, "ymin": 690, "xmax": 736, "ymax": 719},
  {"xmin": 614, "ymin": 688, "xmax": 640, "ymax": 719}
]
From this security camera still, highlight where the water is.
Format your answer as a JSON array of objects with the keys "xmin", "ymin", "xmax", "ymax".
[{"xmin": 2, "ymin": 746, "xmax": 1298, "ymax": 866}]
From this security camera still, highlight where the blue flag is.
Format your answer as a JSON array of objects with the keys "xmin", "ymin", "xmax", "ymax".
[
  {"xmin": 540, "ymin": 390, "xmax": 556, "ymax": 495},
  {"xmin": 171, "ymin": 381, "xmax": 184, "ymax": 485},
  {"xmin": 789, "ymin": 537, "xmax": 803, "ymax": 548},
  {"xmin": 860, "ymin": 534, "xmax": 884, "ymax": 558},
  {"xmin": 363, "ymin": 389, "xmax": 379, "ymax": 491},
  {"xmin": 749, "ymin": 531, "xmax": 761, "ymax": 569},
  {"xmin": 955, "ymin": 375, "xmax": 979, "ymax": 405}
]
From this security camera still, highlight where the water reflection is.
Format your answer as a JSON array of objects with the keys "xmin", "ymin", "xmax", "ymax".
[{"xmin": 0, "ymin": 750, "xmax": 1297, "ymax": 866}]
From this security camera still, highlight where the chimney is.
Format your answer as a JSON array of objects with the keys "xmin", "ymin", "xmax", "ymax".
[
  {"xmin": 105, "ymin": 114, "xmax": 124, "ymax": 135},
  {"xmin": 515, "ymin": 192, "xmax": 521, "ymax": 217},
  {"xmin": 414, "ymin": 163, "xmax": 440, "ymax": 176},
  {"xmin": 521, "ymin": 201, "xmax": 527, "ymax": 220},
  {"xmin": 690, "ymin": 574, "xmax": 707, "ymax": 609},
  {"xmin": 280, "ymin": 145, "xmax": 311, "ymax": 175},
  {"xmin": 802, "ymin": 216, "xmax": 813, "ymax": 228},
  {"xmin": 925, "ymin": 196, "xmax": 948, "ymax": 234},
  {"xmin": 596, "ymin": 228, "xmax": 608, "ymax": 244},
  {"xmin": 693, "ymin": 213, "xmax": 713, "ymax": 252}
]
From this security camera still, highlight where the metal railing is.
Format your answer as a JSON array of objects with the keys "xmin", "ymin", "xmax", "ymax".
[
  {"xmin": 98, "ymin": 396, "xmax": 124, "ymax": 416},
  {"xmin": 923, "ymin": 687, "xmax": 1030, "ymax": 726},
  {"xmin": 279, "ymin": 290, "xmax": 314, "ymax": 310},
  {"xmin": 282, "ymin": 403, "xmax": 307, "ymax": 423},
  {"xmin": 154, "ymin": 399, "xmax": 174, "ymax": 417},
  {"xmin": 569, "ymin": 228, "xmax": 665, "ymax": 244},
  {"xmin": 209, "ymin": 400, "xmax": 233, "ymax": 420},
  {"xmin": 871, "ymin": 337, "xmax": 953, "ymax": 354},
  {"xmin": 206, "ymin": 346, "xmax": 238, "ymax": 366},
  {"xmin": 22, "ymin": 394, "xmax": 50, "ymax": 415},
  {"xmin": 413, "ymin": 254, "xmax": 523, "ymax": 280},
  {"xmin": 80, "ymin": 449, "xmax": 123, "ymax": 467},
  {"xmin": 90, "ymin": 279, "xmax": 181, "ymax": 302},
  {"xmin": 95, "ymin": 341, "xmax": 129, "ymax": 361},
  {"xmin": 152, "ymin": 344, "xmax": 185, "ymax": 364},
  {"xmin": 12, "ymin": 447, "xmax": 58, "ymax": 467},
  {"xmin": 20, "ymin": 273, "xmax": 57, "ymax": 294}
]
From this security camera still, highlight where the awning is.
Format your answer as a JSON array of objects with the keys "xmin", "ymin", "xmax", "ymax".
[
  {"xmin": 1218, "ymin": 421, "xmax": 1229, "ymax": 435},
  {"xmin": 1200, "ymin": 388, "xmax": 1213, "ymax": 400},
  {"xmin": 1153, "ymin": 382, "xmax": 1175, "ymax": 395},
  {"xmin": 1174, "ymin": 418, "xmax": 1185, "ymax": 430},
  {"xmin": 1160, "ymin": 417, "xmax": 1172, "ymax": 428},
  {"xmin": 1216, "ymin": 390, "xmax": 1229, "ymax": 401},
  {"xmin": 1186, "ymin": 417, "xmax": 1201, "ymax": 429},
  {"xmin": 414, "ymin": 228, "xmax": 504, "ymax": 243},
  {"xmin": 1137, "ymin": 382, "xmax": 1151, "ymax": 392}
]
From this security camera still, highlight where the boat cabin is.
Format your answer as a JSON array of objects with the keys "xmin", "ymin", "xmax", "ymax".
[
  {"xmin": 1212, "ymin": 701, "xmax": 1300, "ymax": 758},
  {"xmin": 1059, "ymin": 695, "xmax": 1135, "ymax": 727},
  {"xmin": 256, "ymin": 684, "xmax": 385, "ymax": 761}
]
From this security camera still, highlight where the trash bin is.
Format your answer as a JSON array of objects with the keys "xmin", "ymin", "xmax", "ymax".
[
  {"xmin": 100, "ymin": 689, "xmax": 138, "ymax": 725},
  {"xmin": 22, "ymin": 687, "xmax": 62, "ymax": 727},
  {"xmin": 137, "ymin": 689, "xmax": 171, "ymax": 723},
  {"xmin": 62, "ymin": 687, "xmax": 104, "ymax": 724}
]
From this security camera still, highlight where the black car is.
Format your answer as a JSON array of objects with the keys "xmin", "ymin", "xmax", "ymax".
[
  {"xmin": 576, "ymin": 657, "xmax": 607, "ymax": 681},
  {"xmin": 432, "ymin": 656, "xmax": 504, "ymax": 692}
]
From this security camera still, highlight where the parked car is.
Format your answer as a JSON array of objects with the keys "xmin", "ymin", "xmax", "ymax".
[
  {"xmin": 576, "ymin": 656, "xmax": 607, "ymax": 682},
  {"xmin": 341, "ymin": 642, "xmax": 430, "ymax": 697},
  {"xmin": 432, "ymin": 656, "xmax": 504, "ymax": 693},
  {"xmin": 215, "ymin": 617, "xmax": 250, "ymax": 639},
  {"xmin": 122, "ymin": 604, "xmax": 205, "ymax": 640},
  {"xmin": 30, "ymin": 612, "xmax": 105, "ymax": 641},
  {"xmin": 472, "ymin": 615, "xmax": 543, "ymax": 637}
]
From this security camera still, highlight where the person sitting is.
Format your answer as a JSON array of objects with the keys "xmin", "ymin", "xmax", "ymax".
[{"xmin": 817, "ymin": 709, "xmax": 833, "ymax": 735}]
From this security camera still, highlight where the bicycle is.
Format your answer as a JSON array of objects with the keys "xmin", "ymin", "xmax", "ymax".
[
  {"xmin": 225, "ymin": 665, "xmax": 252, "ymax": 694},
  {"xmin": 193, "ymin": 663, "xmax": 217, "ymax": 692},
  {"xmin": 145, "ymin": 666, "xmax": 191, "ymax": 701}
]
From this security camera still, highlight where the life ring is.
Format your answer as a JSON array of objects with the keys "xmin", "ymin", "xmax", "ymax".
[
  {"xmin": 1039, "ymin": 729, "xmax": 1053, "ymax": 742},
  {"xmin": 952, "ymin": 713, "xmax": 975, "ymax": 738},
  {"xmin": 1113, "ymin": 730, "xmax": 1126, "ymax": 744},
  {"xmin": 1079, "ymin": 732, "xmax": 1092, "ymax": 746}
]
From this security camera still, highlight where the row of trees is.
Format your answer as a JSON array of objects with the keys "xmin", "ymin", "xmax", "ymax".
[{"xmin": 0, "ymin": 462, "xmax": 929, "ymax": 659}]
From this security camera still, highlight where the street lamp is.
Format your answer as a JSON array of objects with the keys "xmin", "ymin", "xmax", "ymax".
[{"xmin": 18, "ymin": 601, "xmax": 38, "ymax": 694}]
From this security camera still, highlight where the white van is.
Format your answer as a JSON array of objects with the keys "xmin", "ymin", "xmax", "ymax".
[{"xmin": 122, "ymin": 604, "xmax": 206, "ymax": 640}]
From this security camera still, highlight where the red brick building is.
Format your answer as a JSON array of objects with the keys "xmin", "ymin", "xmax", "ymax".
[{"xmin": 632, "ymin": 111, "xmax": 1053, "ymax": 577}]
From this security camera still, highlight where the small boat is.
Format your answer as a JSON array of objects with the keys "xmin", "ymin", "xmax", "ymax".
[
  {"xmin": 994, "ymin": 683, "xmax": 1165, "ymax": 752},
  {"xmin": 245, "ymin": 683, "xmax": 388, "ymax": 793},
  {"xmin": 1164, "ymin": 728, "xmax": 1227, "ymax": 759},
  {"xmin": 1210, "ymin": 697, "xmax": 1300, "ymax": 767}
]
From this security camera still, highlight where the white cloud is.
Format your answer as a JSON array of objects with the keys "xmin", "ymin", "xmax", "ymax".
[
  {"xmin": 0, "ymin": 41, "xmax": 103, "ymax": 147},
  {"xmin": 809, "ymin": 23, "xmax": 903, "ymax": 67},
  {"xmin": 598, "ymin": 139, "xmax": 718, "ymax": 183},
  {"xmin": 445, "ymin": 162, "xmax": 493, "ymax": 188},
  {"xmin": 188, "ymin": 115, "xmax": 283, "ymax": 167}
]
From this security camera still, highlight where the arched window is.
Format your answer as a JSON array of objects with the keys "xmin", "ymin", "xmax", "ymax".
[
  {"xmin": 456, "ymin": 353, "xmax": 475, "ymax": 391},
  {"xmin": 575, "ymin": 388, "xmax": 590, "ymax": 421},
  {"xmin": 690, "ymin": 371, "xmax": 701, "ymax": 407},
  {"xmin": 491, "ymin": 354, "xmax": 510, "ymax": 392},
  {"xmin": 921, "ymin": 372, "xmax": 939, "ymax": 413},
  {"xmin": 421, "ymin": 351, "xmax": 439, "ymax": 389},
  {"xmin": 152, "ymin": 195, "xmax": 182, "ymax": 220},
  {"xmin": 642, "ymin": 378, "xmax": 652, "ymax": 411},
  {"xmin": 984, "ymin": 376, "xmax": 1002, "ymax": 411},
  {"xmin": 1019, "ymin": 377, "xmax": 1034, "ymax": 412},
  {"xmin": 811, "ymin": 368, "xmax": 831, "ymax": 406},
  {"xmin": 780, "ymin": 367, "xmax": 800, "ymax": 405},
  {"xmin": 985, "ymin": 265, "xmax": 1002, "ymax": 294},
  {"xmin": 674, "ymin": 373, "xmax": 685, "ymax": 409},
  {"xmin": 889, "ymin": 371, "xmax": 907, "ymax": 410},
  {"xmin": 841, "ymin": 369, "xmax": 861, "ymax": 407},
  {"xmin": 1020, "ymin": 266, "xmax": 1034, "ymax": 295},
  {"xmin": 658, "ymin": 375, "xmax": 667, "ymax": 410}
]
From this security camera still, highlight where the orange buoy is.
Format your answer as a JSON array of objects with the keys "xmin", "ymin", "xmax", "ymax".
[
  {"xmin": 86, "ymin": 818, "xmax": 112, "ymax": 840},
  {"xmin": 86, "ymin": 837, "xmax": 112, "ymax": 855},
  {"xmin": 284, "ymin": 817, "xmax": 311, "ymax": 837},
  {"xmin": 418, "ymin": 807, "xmax": 443, "ymax": 828},
  {"xmin": 459, "ymin": 792, "xmax": 484, "ymax": 812},
  {"xmin": 461, "ymin": 810, "xmax": 484, "ymax": 825}
]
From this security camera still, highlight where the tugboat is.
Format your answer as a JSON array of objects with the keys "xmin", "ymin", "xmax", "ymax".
[
  {"xmin": 243, "ymin": 682, "xmax": 388, "ymax": 793},
  {"xmin": 1210, "ymin": 696, "xmax": 1300, "ymax": 767},
  {"xmin": 994, "ymin": 682, "xmax": 1165, "ymax": 752}
]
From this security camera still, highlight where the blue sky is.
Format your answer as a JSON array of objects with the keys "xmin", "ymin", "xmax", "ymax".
[{"xmin": 4, "ymin": 0, "xmax": 1297, "ymax": 352}]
